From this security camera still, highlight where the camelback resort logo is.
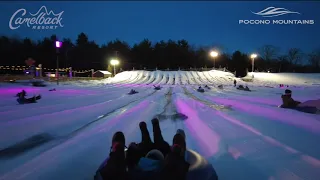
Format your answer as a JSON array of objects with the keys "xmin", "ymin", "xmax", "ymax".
[
  {"xmin": 239, "ymin": 7, "xmax": 314, "ymax": 25},
  {"xmin": 9, "ymin": 6, "xmax": 64, "ymax": 30}
]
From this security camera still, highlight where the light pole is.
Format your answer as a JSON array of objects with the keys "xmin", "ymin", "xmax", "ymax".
[
  {"xmin": 110, "ymin": 59, "xmax": 119, "ymax": 76},
  {"xmin": 55, "ymin": 41, "xmax": 62, "ymax": 85},
  {"xmin": 210, "ymin": 51, "xmax": 219, "ymax": 69},
  {"xmin": 250, "ymin": 53, "xmax": 257, "ymax": 73}
]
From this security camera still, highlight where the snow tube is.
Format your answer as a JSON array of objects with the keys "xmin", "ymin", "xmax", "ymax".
[
  {"xmin": 185, "ymin": 149, "xmax": 218, "ymax": 180},
  {"xmin": 280, "ymin": 106, "xmax": 318, "ymax": 114},
  {"xmin": 95, "ymin": 149, "xmax": 218, "ymax": 180},
  {"xmin": 237, "ymin": 88, "xmax": 251, "ymax": 92},
  {"xmin": 154, "ymin": 87, "xmax": 161, "ymax": 90},
  {"xmin": 32, "ymin": 81, "xmax": 46, "ymax": 87},
  {"xmin": 128, "ymin": 91, "xmax": 138, "ymax": 95},
  {"xmin": 197, "ymin": 89, "xmax": 205, "ymax": 93},
  {"xmin": 294, "ymin": 106, "xmax": 318, "ymax": 114}
]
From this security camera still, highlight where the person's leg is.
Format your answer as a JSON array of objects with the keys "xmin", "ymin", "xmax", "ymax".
[
  {"xmin": 152, "ymin": 118, "xmax": 171, "ymax": 157},
  {"xmin": 98, "ymin": 131, "xmax": 127, "ymax": 180},
  {"xmin": 35, "ymin": 95, "xmax": 41, "ymax": 100},
  {"xmin": 25, "ymin": 97, "xmax": 36, "ymax": 103},
  {"xmin": 138, "ymin": 121, "xmax": 154, "ymax": 156},
  {"xmin": 162, "ymin": 129, "xmax": 189, "ymax": 180}
]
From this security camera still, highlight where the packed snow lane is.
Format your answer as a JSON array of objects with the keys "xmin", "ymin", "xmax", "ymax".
[
  {"xmin": 182, "ymin": 83, "xmax": 320, "ymax": 179},
  {"xmin": 0, "ymin": 87, "xmax": 171, "ymax": 180},
  {"xmin": 175, "ymin": 94, "xmax": 320, "ymax": 180},
  {"xmin": 0, "ymin": 86, "xmax": 151, "ymax": 122},
  {"xmin": 0, "ymin": 84, "xmax": 155, "ymax": 149}
]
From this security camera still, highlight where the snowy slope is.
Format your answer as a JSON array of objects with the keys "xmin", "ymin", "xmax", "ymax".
[{"xmin": 0, "ymin": 70, "xmax": 319, "ymax": 180}]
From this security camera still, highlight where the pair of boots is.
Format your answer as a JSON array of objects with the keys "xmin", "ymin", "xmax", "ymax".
[{"xmin": 100, "ymin": 119, "xmax": 188, "ymax": 180}]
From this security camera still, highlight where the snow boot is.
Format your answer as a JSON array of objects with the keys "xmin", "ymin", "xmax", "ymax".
[
  {"xmin": 162, "ymin": 130, "xmax": 189, "ymax": 180},
  {"xmin": 100, "ymin": 131, "xmax": 126, "ymax": 180}
]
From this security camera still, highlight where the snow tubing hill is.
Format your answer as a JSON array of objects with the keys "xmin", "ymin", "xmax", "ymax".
[{"xmin": 95, "ymin": 149, "xmax": 218, "ymax": 180}]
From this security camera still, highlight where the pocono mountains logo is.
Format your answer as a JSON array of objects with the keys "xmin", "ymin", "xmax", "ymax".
[
  {"xmin": 9, "ymin": 6, "xmax": 64, "ymax": 30},
  {"xmin": 239, "ymin": 7, "xmax": 315, "ymax": 25}
]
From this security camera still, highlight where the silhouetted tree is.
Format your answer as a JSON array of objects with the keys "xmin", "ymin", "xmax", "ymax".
[
  {"xmin": 259, "ymin": 45, "xmax": 279, "ymax": 61},
  {"xmin": 287, "ymin": 48, "xmax": 303, "ymax": 65},
  {"xmin": 0, "ymin": 34, "xmax": 319, "ymax": 75}
]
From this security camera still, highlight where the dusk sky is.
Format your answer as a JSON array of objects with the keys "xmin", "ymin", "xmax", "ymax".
[{"xmin": 0, "ymin": 1, "xmax": 319, "ymax": 54}]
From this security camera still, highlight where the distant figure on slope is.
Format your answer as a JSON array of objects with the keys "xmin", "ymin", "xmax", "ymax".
[
  {"xmin": 280, "ymin": 89, "xmax": 301, "ymax": 108},
  {"xmin": 218, "ymin": 85, "xmax": 223, "ymax": 89},
  {"xmin": 236, "ymin": 85, "xmax": 250, "ymax": 91},
  {"xmin": 128, "ymin": 89, "xmax": 138, "ymax": 95},
  {"xmin": 16, "ymin": 90, "xmax": 41, "ymax": 104},
  {"xmin": 154, "ymin": 85, "xmax": 161, "ymax": 90},
  {"xmin": 197, "ymin": 86, "xmax": 205, "ymax": 92},
  {"xmin": 234, "ymin": 79, "xmax": 237, "ymax": 87}
]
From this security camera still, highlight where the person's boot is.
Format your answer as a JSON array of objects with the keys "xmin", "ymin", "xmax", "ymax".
[
  {"xmin": 162, "ymin": 130, "xmax": 189, "ymax": 180},
  {"xmin": 36, "ymin": 95, "xmax": 41, "ymax": 100},
  {"xmin": 172, "ymin": 129, "xmax": 186, "ymax": 157},
  {"xmin": 100, "ymin": 131, "xmax": 126, "ymax": 180}
]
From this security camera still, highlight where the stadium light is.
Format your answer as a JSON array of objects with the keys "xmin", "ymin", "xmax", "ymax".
[
  {"xmin": 210, "ymin": 51, "xmax": 219, "ymax": 68},
  {"xmin": 110, "ymin": 59, "xmax": 119, "ymax": 76},
  {"xmin": 250, "ymin": 53, "xmax": 257, "ymax": 73},
  {"xmin": 55, "ymin": 41, "xmax": 62, "ymax": 85}
]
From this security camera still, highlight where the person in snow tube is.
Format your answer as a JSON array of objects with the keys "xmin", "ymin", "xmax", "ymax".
[
  {"xmin": 16, "ymin": 90, "xmax": 41, "ymax": 104},
  {"xmin": 197, "ymin": 86, "xmax": 204, "ymax": 93},
  {"xmin": 244, "ymin": 86, "xmax": 251, "ymax": 91},
  {"xmin": 128, "ymin": 89, "xmax": 138, "ymax": 95},
  {"xmin": 280, "ymin": 89, "xmax": 319, "ymax": 114},
  {"xmin": 280, "ymin": 89, "xmax": 301, "ymax": 108},
  {"xmin": 95, "ymin": 118, "xmax": 218, "ymax": 180},
  {"xmin": 217, "ymin": 85, "xmax": 223, "ymax": 89},
  {"xmin": 204, "ymin": 85, "xmax": 210, "ymax": 89},
  {"xmin": 154, "ymin": 85, "xmax": 161, "ymax": 90}
]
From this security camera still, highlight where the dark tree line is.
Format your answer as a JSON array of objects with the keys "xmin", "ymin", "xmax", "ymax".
[{"xmin": 1, "ymin": 33, "xmax": 319, "ymax": 77}]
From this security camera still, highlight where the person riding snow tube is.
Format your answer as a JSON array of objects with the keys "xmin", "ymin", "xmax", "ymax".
[
  {"xmin": 154, "ymin": 85, "xmax": 161, "ymax": 90},
  {"xmin": 280, "ymin": 89, "xmax": 301, "ymax": 108},
  {"xmin": 95, "ymin": 119, "xmax": 218, "ymax": 180},
  {"xmin": 280, "ymin": 89, "xmax": 318, "ymax": 114},
  {"xmin": 204, "ymin": 85, "xmax": 210, "ymax": 89},
  {"xmin": 217, "ymin": 85, "xmax": 223, "ymax": 89},
  {"xmin": 237, "ymin": 85, "xmax": 251, "ymax": 91},
  {"xmin": 197, "ymin": 87, "xmax": 205, "ymax": 93},
  {"xmin": 17, "ymin": 95, "xmax": 41, "ymax": 104},
  {"xmin": 128, "ymin": 89, "xmax": 138, "ymax": 95},
  {"xmin": 244, "ymin": 86, "xmax": 251, "ymax": 91}
]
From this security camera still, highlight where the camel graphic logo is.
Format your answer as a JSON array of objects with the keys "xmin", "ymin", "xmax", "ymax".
[
  {"xmin": 9, "ymin": 6, "xmax": 64, "ymax": 30},
  {"xmin": 239, "ymin": 6, "xmax": 314, "ymax": 25}
]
